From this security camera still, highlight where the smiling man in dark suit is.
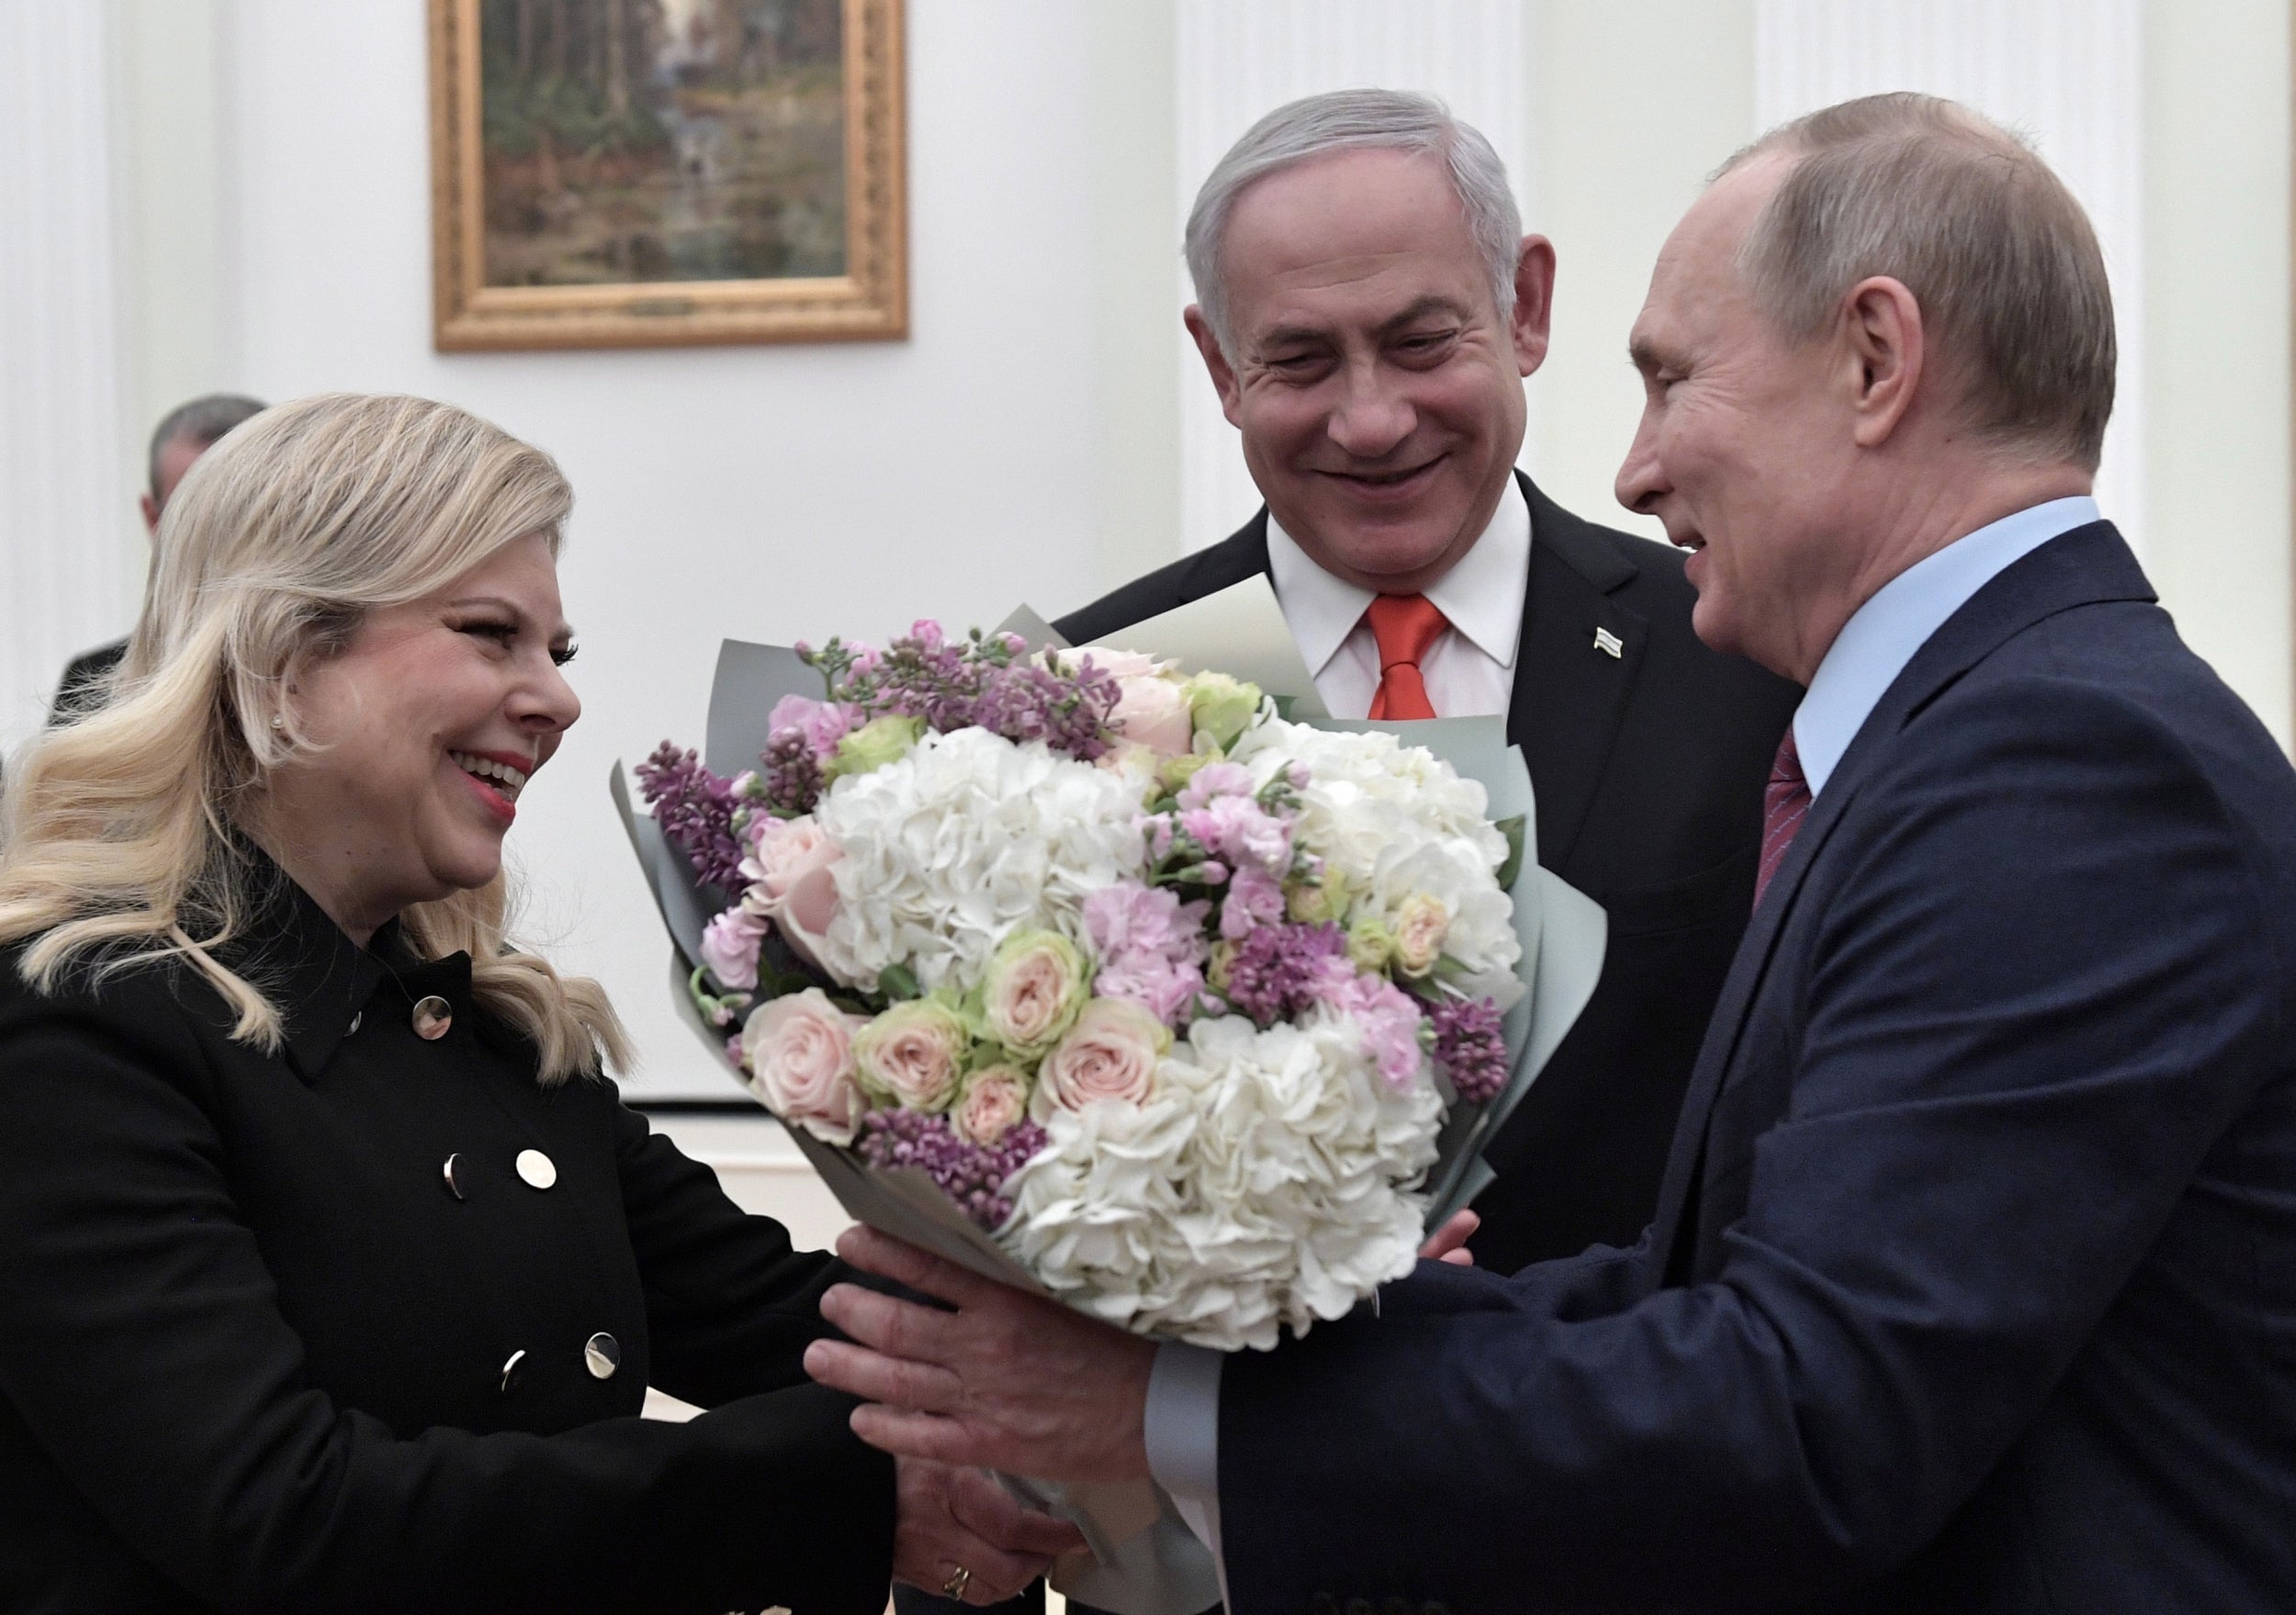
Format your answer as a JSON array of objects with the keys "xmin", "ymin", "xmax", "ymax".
[{"xmin": 1059, "ymin": 89, "xmax": 1797, "ymax": 1276}]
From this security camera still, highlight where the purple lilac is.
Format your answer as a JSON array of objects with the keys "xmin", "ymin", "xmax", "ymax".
[
  {"xmin": 805, "ymin": 623, "xmax": 1122, "ymax": 763},
  {"xmin": 1430, "ymin": 995, "xmax": 1509, "ymax": 1105},
  {"xmin": 759, "ymin": 728, "xmax": 823, "ymax": 815},
  {"xmin": 636, "ymin": 743, "xmax": 747, "ymax": 890},
  {"xmin": 854, "ymin": 1109, "xmax": 1050, "ymax": 1231},
  {"xmin": 1221, "ymin": 922, "xmax": 1349, "ymax": 1027}
]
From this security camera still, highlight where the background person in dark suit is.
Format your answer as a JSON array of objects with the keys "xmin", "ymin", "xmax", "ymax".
[
  {"xmin": 49, "ymin": 391, "xmax": 266, "ymax": 724},
  {"xmin": 0, "ymin": 394, "xmax": 1077, "ymax": 1613},
  {"xmin": 807, "ymin": 95, "xmax": 2296, "ymax": 1613},
  {"xmin": 1059, "ymin": 89, "xmax": 1797, "ymax": 1279}
]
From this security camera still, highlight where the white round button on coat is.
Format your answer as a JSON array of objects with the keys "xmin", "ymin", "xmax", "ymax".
[{"xmin": 515, "ymin": 1149, "xmax": 557, "ymax": 1191}]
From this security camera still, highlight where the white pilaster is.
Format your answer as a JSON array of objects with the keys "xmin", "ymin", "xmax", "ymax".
[
  {"xmin": 1754, "ymin": 0, "xmax": 2145, "ymax": 551},
  {"xmin": 0, "ymin": 4, "xmax": 139, "ymax": 745},
  {"xmin": 1174, "ymin": 1, "xmax": 1531, "ymax": 550}
]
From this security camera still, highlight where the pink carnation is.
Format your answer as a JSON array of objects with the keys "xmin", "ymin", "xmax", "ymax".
[
  {"xmin": 1180, "ymin": 794, "xmax": 1292, "ymax": 877},
  {"xmin": 1315, "ymin": 967, "xmax": 1429, "ymax": 1093},
  {"xmin": 1219, "ymin": 866, "xmax": 1289, "ymax": 941},
  {"xmin": 1176, "ymin": 762, "xmax": 1254, "ymax": 807},
  {"xmin": 767, "ymin": 693, "xmax": 858, "ymax": 761},
  {"xmin": 1084, "ymin": 881, "xmax": 1210, "ymax": 1027},
  {"xmin": 700, "ymin": 904, "xmax": 769, "ymax": 990}
]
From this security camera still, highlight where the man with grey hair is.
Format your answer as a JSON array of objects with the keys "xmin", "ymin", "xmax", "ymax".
[
  {"xmin": 812, "ymin": 93, "xmax": 2296, "ymax": 1613},
  {"xmin": 1060, "ymin": 88, "xmax": 1798, "ymax": 1281},
  {"xmin": 50, "ymin": 392, "xmax": 265, "ymax": 723}
]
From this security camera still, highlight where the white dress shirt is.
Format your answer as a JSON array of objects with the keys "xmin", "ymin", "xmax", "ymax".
[
  {"xmin": 1142, "ymin": 492, "xmax": 2109, "ymax": 1565},
  {"xmin": 1264, "ymin": 476, "xmax": 1534, "ymax": 720}
]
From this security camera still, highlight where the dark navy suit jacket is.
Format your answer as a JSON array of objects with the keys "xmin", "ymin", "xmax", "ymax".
[{"xmin": 1217, "ymin": 524, "xmax": 2296, "ymax": 1613}]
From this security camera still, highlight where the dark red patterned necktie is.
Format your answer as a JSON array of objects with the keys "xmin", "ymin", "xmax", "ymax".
[{"xmin": 1753, "ymin": 727, "xmax": 1812, "ymax": 911}]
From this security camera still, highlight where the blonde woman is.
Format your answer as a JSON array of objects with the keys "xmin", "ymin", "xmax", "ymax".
[{"xmin": 0, "ymin": 394, "xmax": 1076, "ymax": 1614}]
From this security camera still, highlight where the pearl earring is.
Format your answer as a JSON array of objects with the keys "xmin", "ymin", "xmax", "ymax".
[{"xmin": 270, "ymin": 715, "xmax": 286, "ymax": 731}]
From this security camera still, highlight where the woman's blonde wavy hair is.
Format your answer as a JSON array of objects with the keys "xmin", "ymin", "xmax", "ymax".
[{"xmin": 0, "ymin": 392, "xmax": 631, "ymax": 1083}]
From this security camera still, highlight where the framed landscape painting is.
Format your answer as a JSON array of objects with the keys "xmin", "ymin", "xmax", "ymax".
[{"xmin": 429, "ymin": 0, "xmax": 906, "ymax": 350}]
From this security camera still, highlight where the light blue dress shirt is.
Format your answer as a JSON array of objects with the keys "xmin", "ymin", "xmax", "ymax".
[
  {"xmin": 1142, "ymin": 494, "xmax": 2108, "ymax": 1553},
  {"xmin": 1793, "ymin": 496, "xmax": 2100, "ymax": 796}
]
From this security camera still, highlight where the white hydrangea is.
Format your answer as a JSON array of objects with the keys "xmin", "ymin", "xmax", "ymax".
[
  {"xmin": 1000, "ymin": 1007, "xmax": 1444, "ymax": 1351},
  {"xmin": 1232, "ymin": 719, "xmax": 1524, "ymax": 1004},
  {"xmin": 812, "ymin": 728, "xmax": 1147, "ymax": 993}
]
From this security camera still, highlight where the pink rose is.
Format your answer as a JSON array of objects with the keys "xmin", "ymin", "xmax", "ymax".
[
  {"xmin": 745, "ymin": 814, "xmax": 843, "ymax": 971},
  {"xmin": 700, "ymin": 904, "xmax": 770, "ymax": 990},
  {"xmin": 1392, "ymin": 894, "xmax": 1451, "ymax": 978},
  {"xmin": 1109, "ymin": 673, "xmax": 1195, "ymax": 756},
  {"xmin": 1038, "ymin": 998, "xmax": 1171, "ymax": 1111},
  {"xmin": 852, "ymin": 999, "xmax": 969, "ymax": 1111},
  {"xmin": 741, "ymin": 990, "xmax": 867, "ymax": 1143},
  {"xmin": 974, "ymin": 931, "xmax": 1088, "ymax": 1058},
  {"xmin": 952, "ymin": 1064, "xmax": 1031, "ymax": 1146}
]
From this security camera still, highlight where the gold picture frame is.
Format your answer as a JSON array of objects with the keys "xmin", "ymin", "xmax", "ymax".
[{"xmin": 428, "ymin": 0, "xmax": 906, "ymax": 351}]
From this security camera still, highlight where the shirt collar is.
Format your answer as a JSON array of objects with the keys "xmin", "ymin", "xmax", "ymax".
[
  {"xmin": 1265, "ymin": 475, "xmax": 1535, "ymax": 677},
  {"xmin": 1796, "ymin": 495, "xmax": 2101, "ymax": 796}
]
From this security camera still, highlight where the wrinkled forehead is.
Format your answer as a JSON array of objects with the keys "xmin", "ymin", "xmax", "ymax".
[
  {"xmin": 1221, "ymin": 148, "xmax": 1492, "ymax": 330},
  {"xmin": 1633, "ymin": 155, "xmax": 1795, "ymax": 351}
]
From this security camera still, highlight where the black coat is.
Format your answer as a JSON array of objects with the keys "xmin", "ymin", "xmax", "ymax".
[
  {"xmin": 48, "ymin": 636, "xmax": 127, "ymax": 725},
  {"xmin": 1058, "ymin": 473, "xmax": 1800, "ymax": 1271},
  {"xmin": 0, "ymin": 868, "xmax": 894, "ymax": 1614}
]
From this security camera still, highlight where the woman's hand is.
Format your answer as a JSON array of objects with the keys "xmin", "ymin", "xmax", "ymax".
[{"xmin": 892, "ymin": 1455, "xmax": 1086, "ymax": 1606}]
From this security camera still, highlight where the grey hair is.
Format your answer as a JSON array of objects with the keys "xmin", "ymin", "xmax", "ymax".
[
  {"xmin": 1720, "ymin": 92, "xmax": 2114, "ymax": 471},
  {"xmin": 1185, "ymin": 88, "xmax": 1522, "ymax": 354},
  {"xmin": 148, "ymin": 393, "xmax": 267, "ymax": 499}
]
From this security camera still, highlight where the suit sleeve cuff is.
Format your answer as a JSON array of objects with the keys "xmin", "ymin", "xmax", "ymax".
[{"xmin": 1143, "ymin": 1340, "xmax": 1222, "ymax": 1504}]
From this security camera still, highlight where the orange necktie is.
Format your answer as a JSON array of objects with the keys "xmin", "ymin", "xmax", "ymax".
[{"xmin": 1365, "ymin": 593, "xmax": 1448, "ymax": 721}]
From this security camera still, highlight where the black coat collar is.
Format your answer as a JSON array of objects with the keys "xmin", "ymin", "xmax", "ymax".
[
  {"xmin": 223, "ymin": 855, "xmax": 476, "ymax": 1081},
  {"xmin": 1648, "ymin": 522, "xmax": 2153, "ymax": 1276}
]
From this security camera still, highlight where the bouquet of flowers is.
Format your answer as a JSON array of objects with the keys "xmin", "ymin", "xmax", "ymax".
[{"xmin": 615, "ymin": 617, "xmax": 1603, "ymax": 1357}]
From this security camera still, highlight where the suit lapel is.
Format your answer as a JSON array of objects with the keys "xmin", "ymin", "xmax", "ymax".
[
  {"xmin": 1647, "ymin": 522, "xmax": 2156, "ymax": 1277},
  {"xmin": 1510, "ymin": 474, "xmax": 1649, "ymax": 875}
]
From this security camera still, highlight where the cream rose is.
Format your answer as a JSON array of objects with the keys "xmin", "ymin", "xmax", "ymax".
[
  {"xmin": 1392, "ymin": 893, "xmax": 1451, "ymax": 977},
  {"xmin": 1109, "ymin": 672, "xmax": 1195, "ymax": 757},
  {"xmin": 851, "ymin": 997, "xmax": 969, "ymax": 1112},
  {"xmin": 1037, "ymin": 998, "xmax": 1171, "ymax": 1112},
  {"xmin": 972, "ymin": 929, "xmax": 1088, "ymax": 1059},
  {"xmin": 740, "ymin": 990, "xmax": 867, "ymax": 1144},
  {"xmin": 952, "ymin": 1063, "xmax": 1032, "ymax": 1146}
]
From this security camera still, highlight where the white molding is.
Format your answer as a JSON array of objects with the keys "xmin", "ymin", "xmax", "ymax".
[
  {"xmin": 1753, "ymin": 0, "xmax": 2145, "ymax": 551},
  {"xmin": 0, "ymin": 5, "xmax": 140, "ymax": 746},
  {"xmin": 1173, "ymin": 1, "xmax": 1531, "ymax": 550}
]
